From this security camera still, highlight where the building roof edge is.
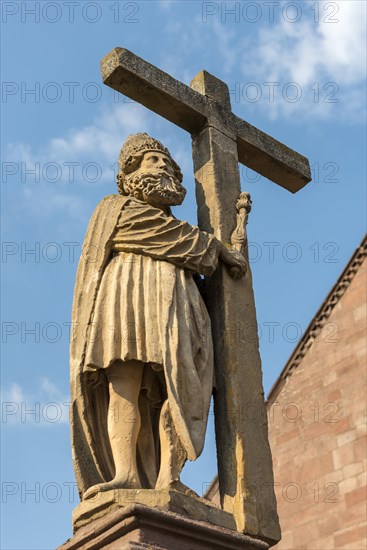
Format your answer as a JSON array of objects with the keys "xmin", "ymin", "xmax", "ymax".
[{"xmin": 266, "ymin": 234, "xmax": 367, "ymax": 405}]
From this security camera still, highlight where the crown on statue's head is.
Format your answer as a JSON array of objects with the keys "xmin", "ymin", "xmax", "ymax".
[
  {"xmin": 116, "ymin": 132, "xmax": 183, "ymax": 194},
  {"xmin": 118, "ymin": 133, "xmax": 180, "ymax": 174}
]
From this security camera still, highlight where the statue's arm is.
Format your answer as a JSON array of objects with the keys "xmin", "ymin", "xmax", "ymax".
[
  {"xmin": 113, "ymin": 200, "xmax": 246, "ymax": 277},
  {"xmin": 111, "ymin": 200, "xmax": 219, "ymax": 275}
]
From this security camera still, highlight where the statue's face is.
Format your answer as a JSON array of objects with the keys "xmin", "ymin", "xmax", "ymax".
[
  {"xmin": 140, "ymin": 152, "xmax": 175, "ymax": 177},
  {"xmin": 124, "ymin": 151, "xmax": 186, "ymax": 208}
]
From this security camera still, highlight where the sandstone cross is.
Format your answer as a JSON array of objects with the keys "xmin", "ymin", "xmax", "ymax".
[{"xmin": 101, "ymin": 47, "xmax": 311, "ymax": 545}]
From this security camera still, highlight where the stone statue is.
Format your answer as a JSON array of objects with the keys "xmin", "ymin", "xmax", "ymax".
[
  {"xmin": 70, "ymin": 133, "xmax": 247, "ymax": 499},
  {"xmin": 61, "ymin": 48, "xmax": 312, "ymax": 546}
]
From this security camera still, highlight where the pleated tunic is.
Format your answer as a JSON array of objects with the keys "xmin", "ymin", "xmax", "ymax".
[{"xmin": 84, "ymin": 197, "xmax": 219, "ymax": 381}]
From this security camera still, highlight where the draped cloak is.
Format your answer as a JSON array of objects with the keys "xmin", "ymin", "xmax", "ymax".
[{"xmin": 70, "ymin": 194, "xmax": 219, "ymax": 497}]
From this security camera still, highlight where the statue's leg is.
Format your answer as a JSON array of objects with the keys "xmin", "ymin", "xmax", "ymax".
[
  {"xmin": 155, "ymin": 400, "xmax": 188, "ymax": 491},
  {"xmin": 106, "ymin": 359, "xmax": 144, "ymax": 488},
  {"xmin": 83, "ymin": 359, "xmax": 144, "ymax": 499}
]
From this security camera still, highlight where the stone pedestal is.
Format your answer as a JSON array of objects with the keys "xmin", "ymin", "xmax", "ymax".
[
  {"xmin": 58, "ymin": 502, "xmax": 270, "ymax": 550},
  {"xmin": 71, "ymin": 488, "xmax": 237, "ymax": 533}
]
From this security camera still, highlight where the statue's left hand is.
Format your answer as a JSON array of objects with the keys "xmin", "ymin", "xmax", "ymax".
[
  {"xmin": 228, "ymin": 261, "xmax": 248, "ymax": 280},
  {"xmin": 220, "ymin": 245, "xmax": 247, "ymax": 279}
]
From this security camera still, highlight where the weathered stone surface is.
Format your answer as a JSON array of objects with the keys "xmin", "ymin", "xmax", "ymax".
[
  {"xmin": 80, "ymin": 46, "xmax": 305, "ymax": 545},
  {"xmin": 192, "ymin": 119, "xmax": 280, "ymax": 544},
  {"xmin": 65, "ymin": 45, "xmax": 314, "ymax": 547},
  {"xmin": 59, "ymin": 503, "xmax": 270, "ymax": 550},
  {"xmin": 71, "ymin": 134, "xmax": 244, "ymax": 501},
  {"xmin": 72, "ymin": 488, "xmax": 236, "ymax": 533},
  {"xmin": 100, "ymin": 47, "xmax": 208, "ymax": 134},
  {"xmin": 70, "ymin": 133, "xmax": 247, "ymax": 522},
  {"xmin": 101, "ymin": 47, "xmax": 311, "ymax": 192}
]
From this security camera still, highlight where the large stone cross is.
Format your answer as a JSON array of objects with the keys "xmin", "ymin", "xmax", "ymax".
[{"xmin": 101, "ymin": 47, "xmax": 311, "ymax": 545}]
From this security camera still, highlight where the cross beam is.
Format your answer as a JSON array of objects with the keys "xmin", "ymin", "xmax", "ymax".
[{"xmin": 101, "ymin": 47, "xmax": 311, "ymax": 193}]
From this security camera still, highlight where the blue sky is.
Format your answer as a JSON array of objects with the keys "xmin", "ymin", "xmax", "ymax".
[{"xmin": 1, "ymin": 1, "xmax": 366, "ymax": 548}]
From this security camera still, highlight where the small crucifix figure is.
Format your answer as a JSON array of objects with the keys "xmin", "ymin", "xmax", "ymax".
[{"xmin": 70, "ymin": 47, "xmax": 311, "ymax": 546}]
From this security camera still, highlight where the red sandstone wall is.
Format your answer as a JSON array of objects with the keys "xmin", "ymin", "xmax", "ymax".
[{"xmin": 268, "ymin": 258, "xmax": 366, "ymax": 549}]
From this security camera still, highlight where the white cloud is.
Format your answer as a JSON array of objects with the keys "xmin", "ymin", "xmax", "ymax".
[
  {"xmin": 318, "ymin": 1, "xmax": 365, "ymax": 85},
  {"xmin": 243, "ymin": 0, "xmax": 366, "ymax": 120},
  {"xmin": 157, "ymin": 1, "xmax": 366, "ymax": 122},
  {"xmin": 4, "ymin": 1, "xmax": 364, "ymax": 230},
  {"xmin": 209, "ymin": 19, "xmax": 238, "ymax": 76},
  {"xmin": 249, "ymin": 0, "xmax": 365, "ymax": 85},
  {"xmin": 17, "ymin": 186, "xmax": 88, "ymax": 225},
  {"xmin": 47, "ymin": 102, "xmax": 150, "ymax": 161},
  {"xmin": 157, "ymin": 0, "xmax": 174, "ymax": 11},
  {"xmin": 3, "ymin": 100, "xmax": 196, "ymax": 239},
  {"xmin": 40, "ymin": 377, "xmax": 65, "ymax": 398},
  {"xmin": 3, "ymin": 383, "xmax": 26, "ymax": 405},
  {"xmin": 1, "ymin": 378, "xmax": 70, "ymax": 427},
  {"xmin": 3, "ymin": 103, "xmax": 153, "ymax": 223},
  {"xmin": 6, "ymin": 102, "xmax": 150, "ymax": 169}
]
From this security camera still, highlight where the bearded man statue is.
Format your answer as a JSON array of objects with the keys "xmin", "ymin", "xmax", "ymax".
[{"xmin": 70, "ymin": 133, "xmax": 246, "ymax": 500}]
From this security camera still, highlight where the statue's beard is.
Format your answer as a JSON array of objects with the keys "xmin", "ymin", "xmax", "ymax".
[{"xmin": 124, "ymin": 171, "xmax": 187, "ymax": 207}]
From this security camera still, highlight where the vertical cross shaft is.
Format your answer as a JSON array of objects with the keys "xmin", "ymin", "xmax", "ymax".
[{"xmin": 191, "ymin": 71, "xmax": 280, "ymax": 543}]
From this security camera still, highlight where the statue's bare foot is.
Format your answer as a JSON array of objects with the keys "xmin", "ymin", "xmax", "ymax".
[{"xmin": 83, "ymin": 477, "xmax": 141, "ymax": 500}]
